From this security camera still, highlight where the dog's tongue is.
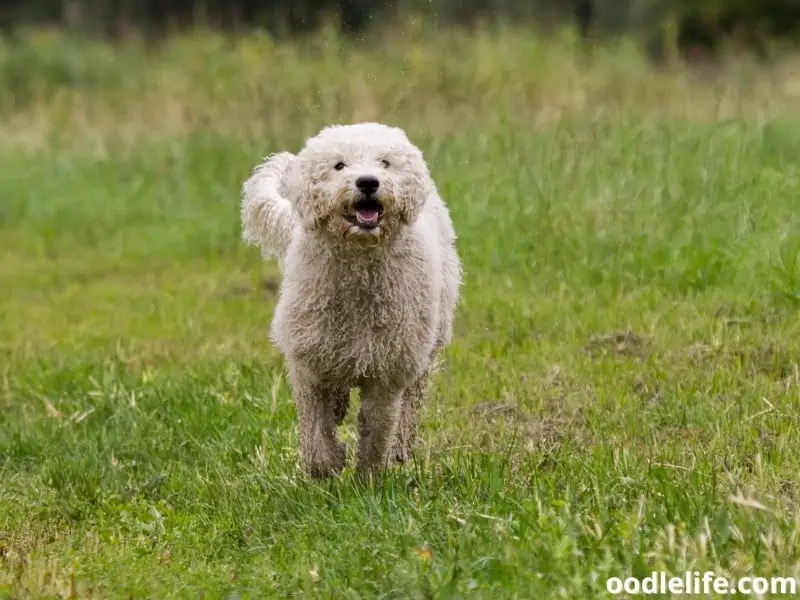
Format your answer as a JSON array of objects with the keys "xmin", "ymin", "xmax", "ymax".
[{"xmin": 356, "ymin": 208, "xmax": 380, "ymax": 226}]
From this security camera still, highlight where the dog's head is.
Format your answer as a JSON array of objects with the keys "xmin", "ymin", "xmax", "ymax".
[{"xmin": 283, "ymin": 123, "xmax": 432, "ymax": 246}]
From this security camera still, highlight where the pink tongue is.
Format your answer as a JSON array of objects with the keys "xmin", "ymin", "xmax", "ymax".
[{"xmin": 356, "ymin": 209, "xmax": 379, "ymax": 225}]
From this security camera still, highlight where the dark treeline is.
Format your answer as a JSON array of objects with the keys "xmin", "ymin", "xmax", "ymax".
[{"xmin": 0, "ymin": 0, "xmax": 799, "ymax": 56}]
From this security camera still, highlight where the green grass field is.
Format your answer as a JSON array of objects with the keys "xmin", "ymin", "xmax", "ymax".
[{"xmin": 2, "ymin": 26, "xmax": 800, "ymax": 598}]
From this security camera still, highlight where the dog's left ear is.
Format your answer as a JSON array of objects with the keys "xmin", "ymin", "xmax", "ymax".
[
  {"xmin": 398, "ymin": 187, "xmax": 428, "ymax": 225},
  {"xmin": 398, "ymin": 154, "xmax": 434, "ymax": 225}
]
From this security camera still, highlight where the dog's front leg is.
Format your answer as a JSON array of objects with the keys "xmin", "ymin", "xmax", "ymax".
[
  {"xmin": 289, "ymin": 365, "xmax": 347, "ymax": 479},
  {"xmin": 392, "ymin": 369, "xmax": 431, "ymax": 463},
  {"xmin": 356, "ymin": 383, "xmax": 404, "ymax": 478}
]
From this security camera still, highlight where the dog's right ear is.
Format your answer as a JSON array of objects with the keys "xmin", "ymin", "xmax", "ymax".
[
  {"xmin": 241, "ymin": 152, "xmax": 297, "ymax": 260},
  {"xmin": 281, "ymin": 155, "xmax": 327, "ymax": 232},
  {"xmin": 280, "ymin": 157, "xmax": 303, "ymax": 206}
]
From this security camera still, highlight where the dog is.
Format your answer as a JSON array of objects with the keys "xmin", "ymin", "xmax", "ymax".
[{"xmin": 241, "ymin": 122, "xmax": 461, "ymax": 478}]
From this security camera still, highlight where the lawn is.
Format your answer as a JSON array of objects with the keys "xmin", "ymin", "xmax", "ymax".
[{"xmin": 1, "ymin": 26, "xmax": 800, "ymax": 598}]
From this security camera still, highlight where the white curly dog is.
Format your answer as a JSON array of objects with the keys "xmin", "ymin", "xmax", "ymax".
[{"xmin": 241, "ymin": 122, "xmax": 462, "ymax": 478}]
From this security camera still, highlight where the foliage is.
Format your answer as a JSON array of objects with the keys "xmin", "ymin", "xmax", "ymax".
[{"xmin": 0, "ymin": 1, "xmax": 799, "ymax": 55}]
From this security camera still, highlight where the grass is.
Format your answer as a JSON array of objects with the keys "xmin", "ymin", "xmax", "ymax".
[{"xmin": 2, "ymin": 23, "xmax": 800, "ymax": 598}]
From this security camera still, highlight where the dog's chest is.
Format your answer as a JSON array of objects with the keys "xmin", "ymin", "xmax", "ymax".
[{"xmin": 275, "ymin": 248, "xmax": 439, "ymax": 382}]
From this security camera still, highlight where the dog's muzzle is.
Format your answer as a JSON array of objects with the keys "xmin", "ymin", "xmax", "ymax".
[{"xmin": 349, "ymin": 196, "xmax": 384, "ymax": 229}]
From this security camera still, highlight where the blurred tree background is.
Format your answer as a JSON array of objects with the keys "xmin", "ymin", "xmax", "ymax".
[{"xmin": 0, "ymin": 0, "xmax": 798, "ymax": 59}]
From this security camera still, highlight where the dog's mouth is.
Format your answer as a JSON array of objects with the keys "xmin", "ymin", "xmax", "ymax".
[{"xmin": 346, "ymin": 198, "xmax": 384, "ymax": 229}]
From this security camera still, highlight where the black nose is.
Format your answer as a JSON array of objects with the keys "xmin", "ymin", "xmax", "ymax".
[{"xmin": 356, "ymin": 175, "xmax": 380, "ymax": 195}]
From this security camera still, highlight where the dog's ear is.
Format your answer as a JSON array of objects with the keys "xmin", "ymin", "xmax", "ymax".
[
  {"xmin": 279, "ymin": 156, "xmax": 302, "ymax": 205},
  {"xmin": 241, "ymin": 152, "xmax": 297, "ymax": 259},
  {"xmin": 397, "ymin": 152, "xmax": 434, "ymax": 225},
  {"xmin": 398, "ymin": 193, "xmax": 425, "ymax": 225},
  {"xmin": 282, "ymin": 156, "xmax": 326, "ymax": 231}
]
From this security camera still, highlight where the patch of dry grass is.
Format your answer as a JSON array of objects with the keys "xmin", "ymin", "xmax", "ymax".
[{"xmin": 2, "ymin": 25, "xmax": 800, "ymax": 154}]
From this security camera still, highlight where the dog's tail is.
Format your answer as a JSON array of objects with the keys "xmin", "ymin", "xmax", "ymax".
[{"xmin": 241, "ymin": 152, "xmax": 297, "ymax": 266}]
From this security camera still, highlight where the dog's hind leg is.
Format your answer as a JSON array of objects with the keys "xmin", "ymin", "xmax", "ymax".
[{"xmin": 333, "ymin": 388, "xmax": 350, "ymax": 427}]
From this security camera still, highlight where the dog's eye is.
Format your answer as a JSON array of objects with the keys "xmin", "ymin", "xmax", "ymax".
[
  {"xmin": 380, "ymin": 159, "xmax": 390, "ymax": 168},
  {"xmin": 334, "ymin": 162, "xmax": 346, "ymax": 171}
]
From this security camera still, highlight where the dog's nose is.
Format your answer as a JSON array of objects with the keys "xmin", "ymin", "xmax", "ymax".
[{"xmin": 356, "ymin": 175, "xmax": 380, "ymax": 195}]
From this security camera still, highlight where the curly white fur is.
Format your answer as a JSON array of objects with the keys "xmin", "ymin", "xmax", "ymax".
[
  {"xmin": 242, "ymin": 122, "xmax": 462, "ymax": 478},
  {"xmin": 241, "ymin": 151, "xmax": 296, "ymax": 269}
]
